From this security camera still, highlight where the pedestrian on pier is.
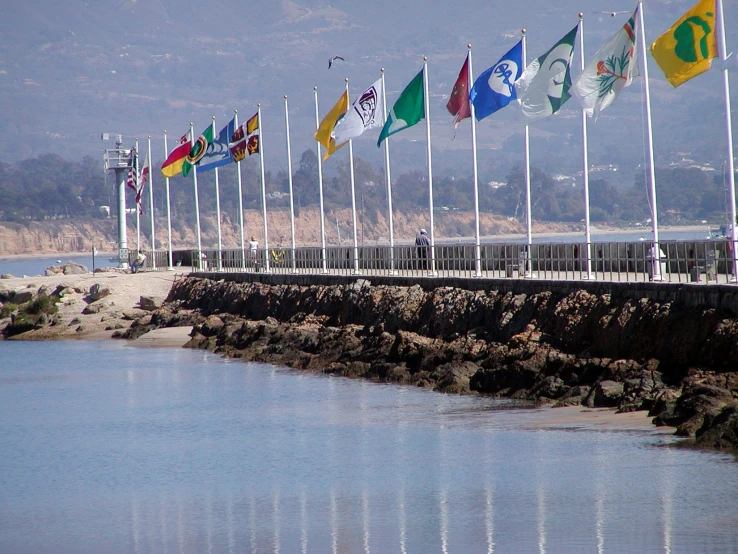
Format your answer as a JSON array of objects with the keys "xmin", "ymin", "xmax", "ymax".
[{"xmin": 415, "ymin": 228, "xmax": 430, "ymax": 270}]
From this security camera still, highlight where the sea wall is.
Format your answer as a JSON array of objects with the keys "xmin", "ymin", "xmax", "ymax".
[{"xmin": 134, "ymin": 274, "xmax": 738, "ymax": 450}]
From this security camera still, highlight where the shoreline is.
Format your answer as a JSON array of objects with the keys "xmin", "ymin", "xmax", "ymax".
[{"xmin": 1, "ymin": 269, "xmax": 678, "ymax": 434}]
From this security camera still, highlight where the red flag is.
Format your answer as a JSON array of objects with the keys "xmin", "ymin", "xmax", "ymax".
[
  {"xmin": 160, "ymin": 131, "xmax": 191, "ymax": 178},
  {"xmin": 446, "ymin": 55, "xmax": 471, "ymax": 128}
]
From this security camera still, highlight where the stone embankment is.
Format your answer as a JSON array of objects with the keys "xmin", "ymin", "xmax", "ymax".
[{"xmin": 126, "ymin": 276, "xmax": 738, "ymax": 451}]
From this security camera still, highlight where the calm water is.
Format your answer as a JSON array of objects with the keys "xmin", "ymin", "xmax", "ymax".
[
  {"xmin": 1, "ymin": 341, "xmax": 737, "ymax": 554},
  {"xmin": 0, "ymin": 254, "xmax": 115, "ymax": 278}
]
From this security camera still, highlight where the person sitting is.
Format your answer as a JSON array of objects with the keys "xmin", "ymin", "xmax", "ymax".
[{"xmin": 131, "ymin": 250, "xmax": 146, "ymax": 273}]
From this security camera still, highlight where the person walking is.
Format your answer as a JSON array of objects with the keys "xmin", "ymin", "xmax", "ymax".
[{"xmin": 415, "ymin": 228, "xmax": 430, "ymax": 270}]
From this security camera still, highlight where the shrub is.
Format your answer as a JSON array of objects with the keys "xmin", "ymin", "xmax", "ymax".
[
  {"xmin": 0, "ymin": 302, "xmax": 18, "ymax": 318},
  {"xmin": 24, "ymin": 295, "xmax": 58, "ymax": 316}
]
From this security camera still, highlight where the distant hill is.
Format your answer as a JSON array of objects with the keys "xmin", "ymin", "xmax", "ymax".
[{"xmin": 1, "ymin": 0, "xmax": 736, "ymax": 184}]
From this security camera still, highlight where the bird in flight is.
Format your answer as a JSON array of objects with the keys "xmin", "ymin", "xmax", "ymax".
[
  {"xmin": 594, "ymin": 10, "xmax": 629, "ymax": 17},
  {"xmin": 328, "ymin": 55, "xmax": 344, "ymax": 69}
]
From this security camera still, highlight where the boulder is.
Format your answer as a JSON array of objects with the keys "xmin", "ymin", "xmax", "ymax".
[
  {"xmin": 37, "ymin": 284, "xmax": 57, "ymax": 297},
  {"xmin": 139, "ymin": 296, "xmax": 161, "ymax": 311},
  {"xmin": 593, "ymin": 380, "xmax": 624, "ymax": 407},
  {"xmin": 87, "ymin": 284, "xmax": 111, "ymax": 302},
  {"xmin": 12, "ymin": 289, "xmax": 35, "ymax": 304},
  {"xmin": 1, "ymin": 274, "xmax": 14, "ymax": 279},
  {"xmin": 122, "ymin": 308, "xmax": 147, "ymax": 320},
  {"xmin": 82, "ymin": 302, "xmax": 108, "ymax": 315},
  {"xmin": 63, "ymin": 262, "xmax": 88, "ymax": 275},
  {"xmin": 0, "ymin": 287, "xmax": 14, "ymax": 303}
]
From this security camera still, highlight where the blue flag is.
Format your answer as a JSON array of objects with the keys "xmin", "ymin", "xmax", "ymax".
[
  {"xmin": 199, "ymin": 118, "xmax": 237, "ymax": 171},
  {"xmin": 470, "ymin": 40, "xmax": 523, "ymax": 121}
]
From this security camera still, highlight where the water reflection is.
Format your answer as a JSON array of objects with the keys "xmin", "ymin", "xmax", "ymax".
[{"xmin": 1, "ymin": 342, "xmax": 737, "ymax": 553}]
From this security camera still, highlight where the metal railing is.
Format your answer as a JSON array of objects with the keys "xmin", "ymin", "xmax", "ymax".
[{"xmin": 135, "ymin": 239, "xmax": 737, "ymax": 284}]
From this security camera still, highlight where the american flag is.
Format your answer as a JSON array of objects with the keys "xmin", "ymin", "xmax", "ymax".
[
  {"xmin": 126, "ymin": 149, "xmax": 138, "ymax": 192},
  {"xmin": 135, "ymin": 148, "xmax": 149, "ymax": 215}
]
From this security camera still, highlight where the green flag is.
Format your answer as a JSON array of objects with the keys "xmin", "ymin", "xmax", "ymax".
[
  {"xmin": 182, "ymin": 123, "xmax": 215, "ymax": 177},
  {"xmin": 377, "ymin": 68, "xmax": 425, "ymax": 146}
]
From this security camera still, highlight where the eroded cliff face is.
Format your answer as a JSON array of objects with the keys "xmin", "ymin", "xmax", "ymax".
[
  {"xmin": 128, "ymin": 276, "xmax": 738, "ymax": 450},
  {"xmin": 0, "ymin": 210, "xmax": 577, "ymax": 255}
]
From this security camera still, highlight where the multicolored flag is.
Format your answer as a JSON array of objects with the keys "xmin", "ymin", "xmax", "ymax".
[
  {"xmin": 515, "ymin": 25, "xmax": 579, "ymax": 124},
  {"xmin": 126, "ymin": 149, "xmax": 138, "ymax": 191},
  {"xmin": 160, "ymin": 131, "xmax": 191, "ymax": 178},
  {"xmin": 182, "ymin": 124, "xmax": 215, "ymax": 177},
  {"xmin": 332, "ymin": 78, "xmax": 384, "ymax": 144},
  {"xmin": 135, "ymin": 148, "xmax": 149, "ymax": 215},
  {"xmin": 446, "ymin": 56, "xmax": 471, "ymax": 128},
  {"xmin": 470, "ymin": 40, "xmax": 523, "ymax": 121},
  {"xmin": 572, "ymin": 7, "xmax": 639, "ymax": 118},
  {"xmin": 229, "ymin": 113, "xmax": 259, "ymax": 163},
  {"xmin": 377, "ymin": 68, "xmax": 425, "ymax": 146},
  {"xmin": 314, "ymin": 90, "xmax": 349, "ymax": 161},
  {"xmin": 650, "ymin": 0, "xmax": 717, "ymax": 87},
  {"xmin": 199, "ymin": 118, "xmax": 237, "ymax": 171}
]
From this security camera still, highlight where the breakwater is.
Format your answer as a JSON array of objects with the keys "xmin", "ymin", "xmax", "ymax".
[{"xmin": 135, "ymin": 273, "xmax": 738, "ymax": 450}]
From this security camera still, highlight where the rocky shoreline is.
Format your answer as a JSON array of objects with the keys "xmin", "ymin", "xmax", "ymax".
[{"xmin": 116, "ymin": 275, "xmax": 738, "ymax": 452}]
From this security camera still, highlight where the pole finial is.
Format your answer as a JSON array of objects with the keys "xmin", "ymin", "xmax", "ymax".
[
  {"xmin": 521, "ymin": 28, "xmax": 526, "ymax": 35},
  {"xmin": 284, "ymin": 94, "xmax": 288, "ymax": 99},
  {"xmin": 381, "ymin": 67, "xmax": 384, "ymax": 73},
  {"xmin": 234, "ymin": 109, "xmax": 238, "ymax": 114},
  {"xmin": 314, "ymin": 85, "xmax": 318, "ymax": 91},
  {"xmin": 344, "ymin": 77, "xmax": 348, "ymax": 83},
  {"xmin": 212, "ymin": 115, "xmax": 216, "ymax": 120},
  {"xmin": 258, "ymin": 103, "xmax": 261, "ymax": 108},
  {"xmin": 423, "ymin": 55, "xmax": 427, "ymax": 61},
  {"xmin": 579, "ymin": 12, "xmax": 583, "ymax": 19},
  {"xmin": 467, "ymin": 43, "xmax": 472, "ymax": 49}
]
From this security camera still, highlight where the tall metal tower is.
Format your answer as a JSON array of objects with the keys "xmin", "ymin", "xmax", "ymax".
[{"xmin": 102, "ymin": 134, "xmax": 133, "ymax": 268}]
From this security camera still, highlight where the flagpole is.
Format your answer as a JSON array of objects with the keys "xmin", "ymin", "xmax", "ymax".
[
  {"xmin": 422, "ymin": 56, "xmax": 437, "ymax": 276},
  {"xmin": 257, "ymin": 104, "xmax": 270, "ymax": 273},
  {"xmin": 314, "ymin": 87, "xmax": 328, "ymax": 273},
  {"xmin": 380, "ymin": 68, "xmax": 396, "ymax": 275},
  {"xmin": 284, "ymin": 95, "xmax": 297, "ymax": 273},
  {"xmin": 468, "ymin": 45, "xmax": 482, "ymax": 277},
  {"xmin": 163, "ymin": 131, "xmax": 173, "ymax": 270},
  {"xmin": 345, "ymin": 78, "xmax": 361, "ymax": 275},
  {"xmin": 234, "ymin": 110, "xmax": 246, "ymax": 269},
  {"xmin": 147, "ymin": 136, "xmax": 156, "ymax": 270},
  {"xmin": 135, "ymin": 138, "xmax": 140, "ymax": 252},
  {"xmin": 577, "ymin": 14, "xmax": 593, "ymax": 280},
  {"xmin": 717, "ymin": 0, "xmax": 737, "ymax": 282},
  {"xmin": 191, "ymin": 122, "xmax": 203, "ymax": 269},
  {"xmin": 637, "ymin": 0, "xmax": 662, "ymax": 281},
  {"xmin": 521, "ymin": 30, "xmax": 533, "ymax": 277},
  {"xmin": 211, "ymin": 117, "xmax": 223, "ymax": 271}
]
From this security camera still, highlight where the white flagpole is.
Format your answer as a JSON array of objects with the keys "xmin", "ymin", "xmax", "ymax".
[
  {"xmin": 212, "ymin": 117, "xmax": 223, "ymax": 271},
  {"xmin": 380, "ymin": 68, "xmax": 396, "ymax": 274},
  {"xmin": 234, "ymin": 110, "xmax": 246, "ymax": 269},
  {"xmin": 345, "ymin": 78, "xmax": 360, "ymax": 274},
  {"xmin": 135, "ymin": 138, "xmax": 140, "ymax": 252},
  {"xmin": 468, "ymin": 45, "xmax": 482, "ymax": 277},
  {"xmin": 147, "ymin": 136, "xmax": 156, "ymax": 270},
  {"xmin": 284, "ymin": 95, "xmax": 297, "ymax": 272},
  {"xmin": 258, "ymin": 104, "xmax": 270, "ymax": 273},
  {"xmin": 637, "ymin": 1, "xmax": 662, "ymax": 281},
  {"xmin": 578, "ymin": 14, "xmax": 593, "ymax": 280},
  {"xmin": 314, "ymin": 86, "xmax": 328, "ymax": 273},
  {"xmin": 522, "ymin": 30, "xmax": 533, "ymax": 277},
  {"xmin": 163, "ymin": 131, "xmax": 173, "ymax": 270},
  {"xmin": 717, "ymin": 0, "xmax": 737, "ymax": 282},
  {"xmin": 423, "ymin": 56, "xmax": 437, "ymax": 276},
  {"xmin": 191, "ymin": 122, "xmax": 203, "ymax": 268}
]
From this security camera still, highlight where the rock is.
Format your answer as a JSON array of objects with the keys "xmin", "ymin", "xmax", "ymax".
[
  {"xmin": 663, "ymin": 385, "xmax": 736, "ymax": 437},
  {"xmin": 0, "ymin": 287, "xmax": 15, "ymax": 302},
  {"xmin": 44, "ymin": 266, "xmax": 64, "ymax": 276},
  {"xmin": 122, "ymin": 309, "xmax": 147, "ymax": 320},
  {"xmin": 82, "ymin": 302, "xmax": 108, "ymax": 315},
  {"xmin": 139, "ymin": 295, "xmax": 161, "ymax": 311},
  {"xmin": 12, "ymin": 290, "xmax": 35, "ymax": 304},
  {"xmin": 695, "ymin": 405, "xmax": 738, "ymax": 449},
  {"xmin": 593, "ymin": 380, "xmax": 624, "ymax": 407},
  {"xmin": 63, "ymin": 262, "xmax": 88, "ymax": 275},
  {"xmin": 1, "ymin": 274, "xmax": 14, "ymax": 279},
  {"xmin": 432, "ymin": 361, "xmax": 481, "ymax": 393},
  {"xmin": 87, "ymin": 283, "xmax": 111, "ymax": 302},
  {"xmin": 37, "ymin": 284, "xmax": 56, "ymax": 297},
  {"xmin": 54, "ymin": 285, "xmax": 77, "ymax": 297}
]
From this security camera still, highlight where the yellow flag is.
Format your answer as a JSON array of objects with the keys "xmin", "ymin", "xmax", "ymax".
[
  {"xmin": 650, "ymin": 0, "xmax": 717, "ymax": 87},
  {"xmin": 314, "ymin": 90, "xmax": 349, "ymax": 161}
]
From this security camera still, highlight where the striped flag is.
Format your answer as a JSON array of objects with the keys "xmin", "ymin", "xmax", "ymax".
[
  {"xmin": 135, "ymin": 148, "xmax": 149, "ymax": 214},
  {"xmin": 126, "ymin": 149, "xmax": 138, "ymax": 191}
]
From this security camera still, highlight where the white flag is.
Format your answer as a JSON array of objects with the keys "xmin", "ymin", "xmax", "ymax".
[
  {"xmin": 515, "ymin": 25, "xmax": 578, "ymax": 124},
  {"xmin": 331, "ymin": 78, "xmax": 384, "ymax": 144},
  {"xmin": 572, "ymin": 7, "xmax": 639, "ymax": 119}
]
